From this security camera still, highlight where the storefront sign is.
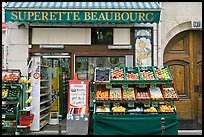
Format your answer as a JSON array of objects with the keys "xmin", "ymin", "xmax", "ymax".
[{"xmin": 5, "ymin": 10, "xmax": 160, "ymax": 23}]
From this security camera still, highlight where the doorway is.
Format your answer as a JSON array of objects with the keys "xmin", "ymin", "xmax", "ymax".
[{"xmin": 163, "ymin": 30, "xmax": 202, "ymax": 129}]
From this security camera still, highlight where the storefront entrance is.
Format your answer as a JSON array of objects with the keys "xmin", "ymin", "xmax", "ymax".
[
  {"xmin": 163, "ymin": 30, "xmax": 202, "ymax": 128},
  {"xmin": 31, "ymin": 53, "xmax": 71, "ymax": 119}
]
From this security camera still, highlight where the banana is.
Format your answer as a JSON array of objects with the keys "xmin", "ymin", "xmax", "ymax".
[
  {"xmin": 26, "ymin": 96, "xmax": 32, "ymax": 104},
  {"xmin": 2, "ymin": 89, "xmax": 8, "ymax": 97},
  {"xmin": 20, "ymin": 77, "xmax": 28, "ymax": 85},
  {"xmin": 27, "ymin": 77, "xmax": 32, "ymax": 84},
  {"xmin": 26, "ymin": 86, "xmax": 33, "ymax": 93}
]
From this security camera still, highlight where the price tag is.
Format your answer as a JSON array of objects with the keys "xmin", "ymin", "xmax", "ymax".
[
  {"xmin": 106, "ymin": 84, "xmax": 112, "ymax": 90},
  {"xmin": 150, "ymin": 84, "xmax": 157, "ymax": 89},
  {"xmin": 166, "ymin": 101, "xmax": 174, "ymax": 106},
  {"xmin": 113, "ymin": 102, "xmax": 120, "ymax": 107},
  {"xmin": 123, "ymin": 84, "xmax": 128, "ymax": 90},
  {"xmin": 104, "ymin": 102, "xmax": 110, "ymax": 109},
  {"xmin": 128, "ymin": 102, "xmax": 134, "ymax": 108},
  {"xmin": 143, "ymin": 101, "xmax": 151, "ymax": 107},
  {"xmin": 138, "ymin": 84, "xmax": 146, "ymax": 88},
  {"xmin": 152, "ymin": 101, "xmax": 159, "ymax": 107}
]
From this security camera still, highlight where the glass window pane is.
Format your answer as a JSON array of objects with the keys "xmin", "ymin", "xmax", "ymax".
[
  {"xmin": 75, "ymin": 56, "xmax": 125, "ymax": 81},
  {"xmin": 91, "ymin": 28, "xmax": 113, "ymax": 45}
]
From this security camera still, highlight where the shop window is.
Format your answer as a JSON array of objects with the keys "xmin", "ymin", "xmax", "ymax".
[
  {"xmin": 91, "ymin": 28, "xmax": 113, "ymax": 45},
  {"xmin": 135, "ymin": 28, "xmax": 153, "ymax": 66},
  {"xmin": 75, "ymin": 56, "xmax": 125, "ymax": 81}
]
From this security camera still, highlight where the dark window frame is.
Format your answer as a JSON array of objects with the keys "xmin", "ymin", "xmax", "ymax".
[{"xmin": 91, "ymin": 28, "xmax": 113, "ymax": 45}]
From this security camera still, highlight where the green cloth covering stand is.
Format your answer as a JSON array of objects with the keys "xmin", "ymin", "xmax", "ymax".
[{"xmin": 93, "ymin": 113, "xmax": 178, "ymax": 135}]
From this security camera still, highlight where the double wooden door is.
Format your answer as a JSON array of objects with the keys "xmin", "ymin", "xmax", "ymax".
[{"xmin": 164, "ymin": 30, "xmax": 202, "ymax": 124}]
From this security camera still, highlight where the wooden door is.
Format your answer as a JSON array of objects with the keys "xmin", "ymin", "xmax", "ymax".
[{"xmin": 163, "ymin": 30, "xmax": 202, "ymax": 124}]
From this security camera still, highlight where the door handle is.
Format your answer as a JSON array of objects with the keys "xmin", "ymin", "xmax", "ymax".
[{"xmin": 194, "ymin": 85, "xmax": 199, "ymax": 92}]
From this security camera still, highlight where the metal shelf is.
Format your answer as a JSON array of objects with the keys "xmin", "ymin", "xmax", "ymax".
[
  {"xmin": 40, "ymin": 92, "xmax": 50, "ymax": 97},
  {"xmin": 40, "ymin": 105, "xmax": 51, "ymax": 113},
  {"xmin": 40, "ymin": 113, "xmax": 50, "ymax": 120},
  {"xmin": 40, "ymin": 100, "xmax": 50, "ymax": 105}
]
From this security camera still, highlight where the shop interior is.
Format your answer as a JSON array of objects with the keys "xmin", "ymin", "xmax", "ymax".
[{"xmin": 30, "ymin": 53, "xmax": 71, "ymax": 121}]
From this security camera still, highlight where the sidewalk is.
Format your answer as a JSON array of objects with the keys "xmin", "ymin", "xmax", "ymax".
[{"xmin": 2, "ymin": 130, "xmax": 202, "ymax": 135}]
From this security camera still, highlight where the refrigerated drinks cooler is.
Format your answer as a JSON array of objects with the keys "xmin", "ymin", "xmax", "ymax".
[{"xmin": 66, "ymin": 80, "xmax": 89, "ymax": 135}]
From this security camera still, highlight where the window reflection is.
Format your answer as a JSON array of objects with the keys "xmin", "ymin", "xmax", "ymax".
[{"xmin": 75, "ymin": 56, "xmax": 125, "ymax": 81}]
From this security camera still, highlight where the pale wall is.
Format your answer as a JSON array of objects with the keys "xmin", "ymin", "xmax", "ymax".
[
  {"xmin": 159, "ymin": 2, "xmax": 202, "ymax": 65},
  {"xmin": 6, "ymin": 22, "xmax": 29, "ymax": 76}
]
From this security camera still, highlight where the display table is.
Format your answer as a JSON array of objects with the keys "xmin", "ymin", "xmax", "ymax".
[{"xmin": 93, "ymin": 113, "xmax": 178, "ymax": 135}]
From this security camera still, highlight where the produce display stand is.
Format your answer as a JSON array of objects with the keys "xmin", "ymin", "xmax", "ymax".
[
  {"xmin": 92, "ymin": 66, "xmax": 179, "ymax": 135},
  {"xmin": 66, "ymin": 80, "xmax": 89, "ymax": 135},
  {"xmin": 2, "ymin": 68, "xmax": 34, "ymax": 135}
]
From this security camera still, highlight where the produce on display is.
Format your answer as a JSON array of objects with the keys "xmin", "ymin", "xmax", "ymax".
[
  {"xmin": 7, "ymin": 88, "xmax": 20, "ymax": 98},
  {"xmin": 128, "ymin": 106, "xmax": 144, "ymax": 113},
  {"xmin": 2, "ymin": 89, "xmax": 9, "ymax": 98},
  {"xmin": 95, "ymin": 68, "xmax": 110, "ymax": 82},
  {"xmin": 112, "ymin": 106, "xmax": 126, "ymax": 112},
  {"xmin": 96, "ymin": 106, "xmax": 110, "ymax": 112},
  {"xmin": 110, "ymin": 88, "xmax": 122, "ymax": 100},
  {"xmin": 111, "ymin": 67, "xmax": 124, "ymax": 80},
  {"xmin": 96, "ymin": 89, "xmax": 109, "ymax": 100},
  {"xmin": 149, "ymin": 87, "xmax": 163, "ymax": 100},
  {"xmin": 159, "ymin": 105, "xmax": 174, "ymax": 113},
  {"xmin": 162, "ymin": 87, "xmax": 178, "ymax": 99},
  {"xmin": 154, "ymin": 67, "xmax": 171, "ymax": 80},
  {"xmin": 136, "ymin": 89, "xmax": 150, "ymax": 100},
  {"xmin": 2, "ymin": 73, "xmax": 19, "ymax": 81},
  {"xmin": 125, "ymin": 67, "xmax": 140, "ymax": 80},
  {"xmin": 140, "ymin": 68, "xmax": 155, "ymax": 80},
  {"xmin": 123, "ymin": 88, "xmax": 135, "ymax": 100},
  {"xmin": 144, "ymin": 106, "xmax": 158, "ymax": 113}
]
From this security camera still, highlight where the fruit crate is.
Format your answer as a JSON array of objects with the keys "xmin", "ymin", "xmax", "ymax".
[
  {"xmin": 95, "ymin": 89, "xmax": 110, "ymax": 100},
  {"xmin": 6, "ymin": 86, "xmax": 21, "ymax": 101},
  {"xmin": 122, "ymin": 87, "xmax": 136, "ymax": 100},
  {"xmin": 158, "ymin": 104, "xmax": 176, "ymax": 114},
  {"xmin": 109, "ymin": 88, "xmax": 122, "ymax": 100},
  {"xmin": 153, "ymin": 66, "xmax": 173, "ymax": 83},
  {"xmin": 94, "ymin": 68, "xmax": 110, "ymax": 82},
  {"xmin": 149, "ymin": 87, "xmax": 164, "ymax": 101},
  {"xmin": 135, "ymin": 87, "xmax": 151, "ymax": 100},
  {"xmin": 161, "ymin": 84, "xmax": 179, "ymax": 101},
  {"xmin": 125, "ymin": 66, "xmax": 141, "ymax": 81},
  {"xmin": 2, "ymin": 69, "xmax": 21, "ymax": 82},
  {"xmin": 19, "ymin": 114, "xmax": 34, "ymax": 126},
  {"xmin": 110, "ymin": 67, "xmax": 125, "ymax": 81},
  {"xmin": 139, "ymin": 66, "xmax": 157, "ymax": 82}
]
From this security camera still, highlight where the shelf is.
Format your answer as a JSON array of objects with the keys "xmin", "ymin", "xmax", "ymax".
[
  {"xmin": 40, "ymin": 121, "xmax": 48, "ymax": 129},
  {"xmin": 41, "ymin": 65, "xmax": 49, "ymax": 68},
  {"xmin": 17, "ymin": 124, "xmax": 31, "ymax": 128},
  {"xmin": 40, "ymin": 80, "xmax": 49, "ymax": 82},
  {"xmin": 40, "ymin": 105, "xmax": 51, "ymax": 112},
  {"xmin": 40, "ymin": 100, "xmax": 50, "ymax": 105},
  {"xmin": 19, "ymin": 106, "xmax": 33, "ymax": 112},
  {"xmin": 40, "ymin": 92, "xmax": 50, "ymax": 97},
  {"xmin": 2, "ymin": 113, "xmax": 16, "ymax": 116},
  {"xmin": 40, "ymin": 86, "xmax": 49, "ymax": 89},
  {"xmin": 40, "ymin": 113, "xmax": 50, "ymax": 120}
]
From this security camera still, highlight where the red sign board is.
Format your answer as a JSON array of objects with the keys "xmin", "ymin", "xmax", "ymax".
[
  {"xmin": 2, "ymin": 22, "xmax": 6, "ymax": 29},
  {"xmin": 68, "ymin": 80, "xmax": 89, "ymax": 115}
]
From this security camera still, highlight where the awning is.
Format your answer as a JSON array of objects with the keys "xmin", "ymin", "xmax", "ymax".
[{"xmin": 5, "ymin": 2, "xmax": 161, "ymax": 24}]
